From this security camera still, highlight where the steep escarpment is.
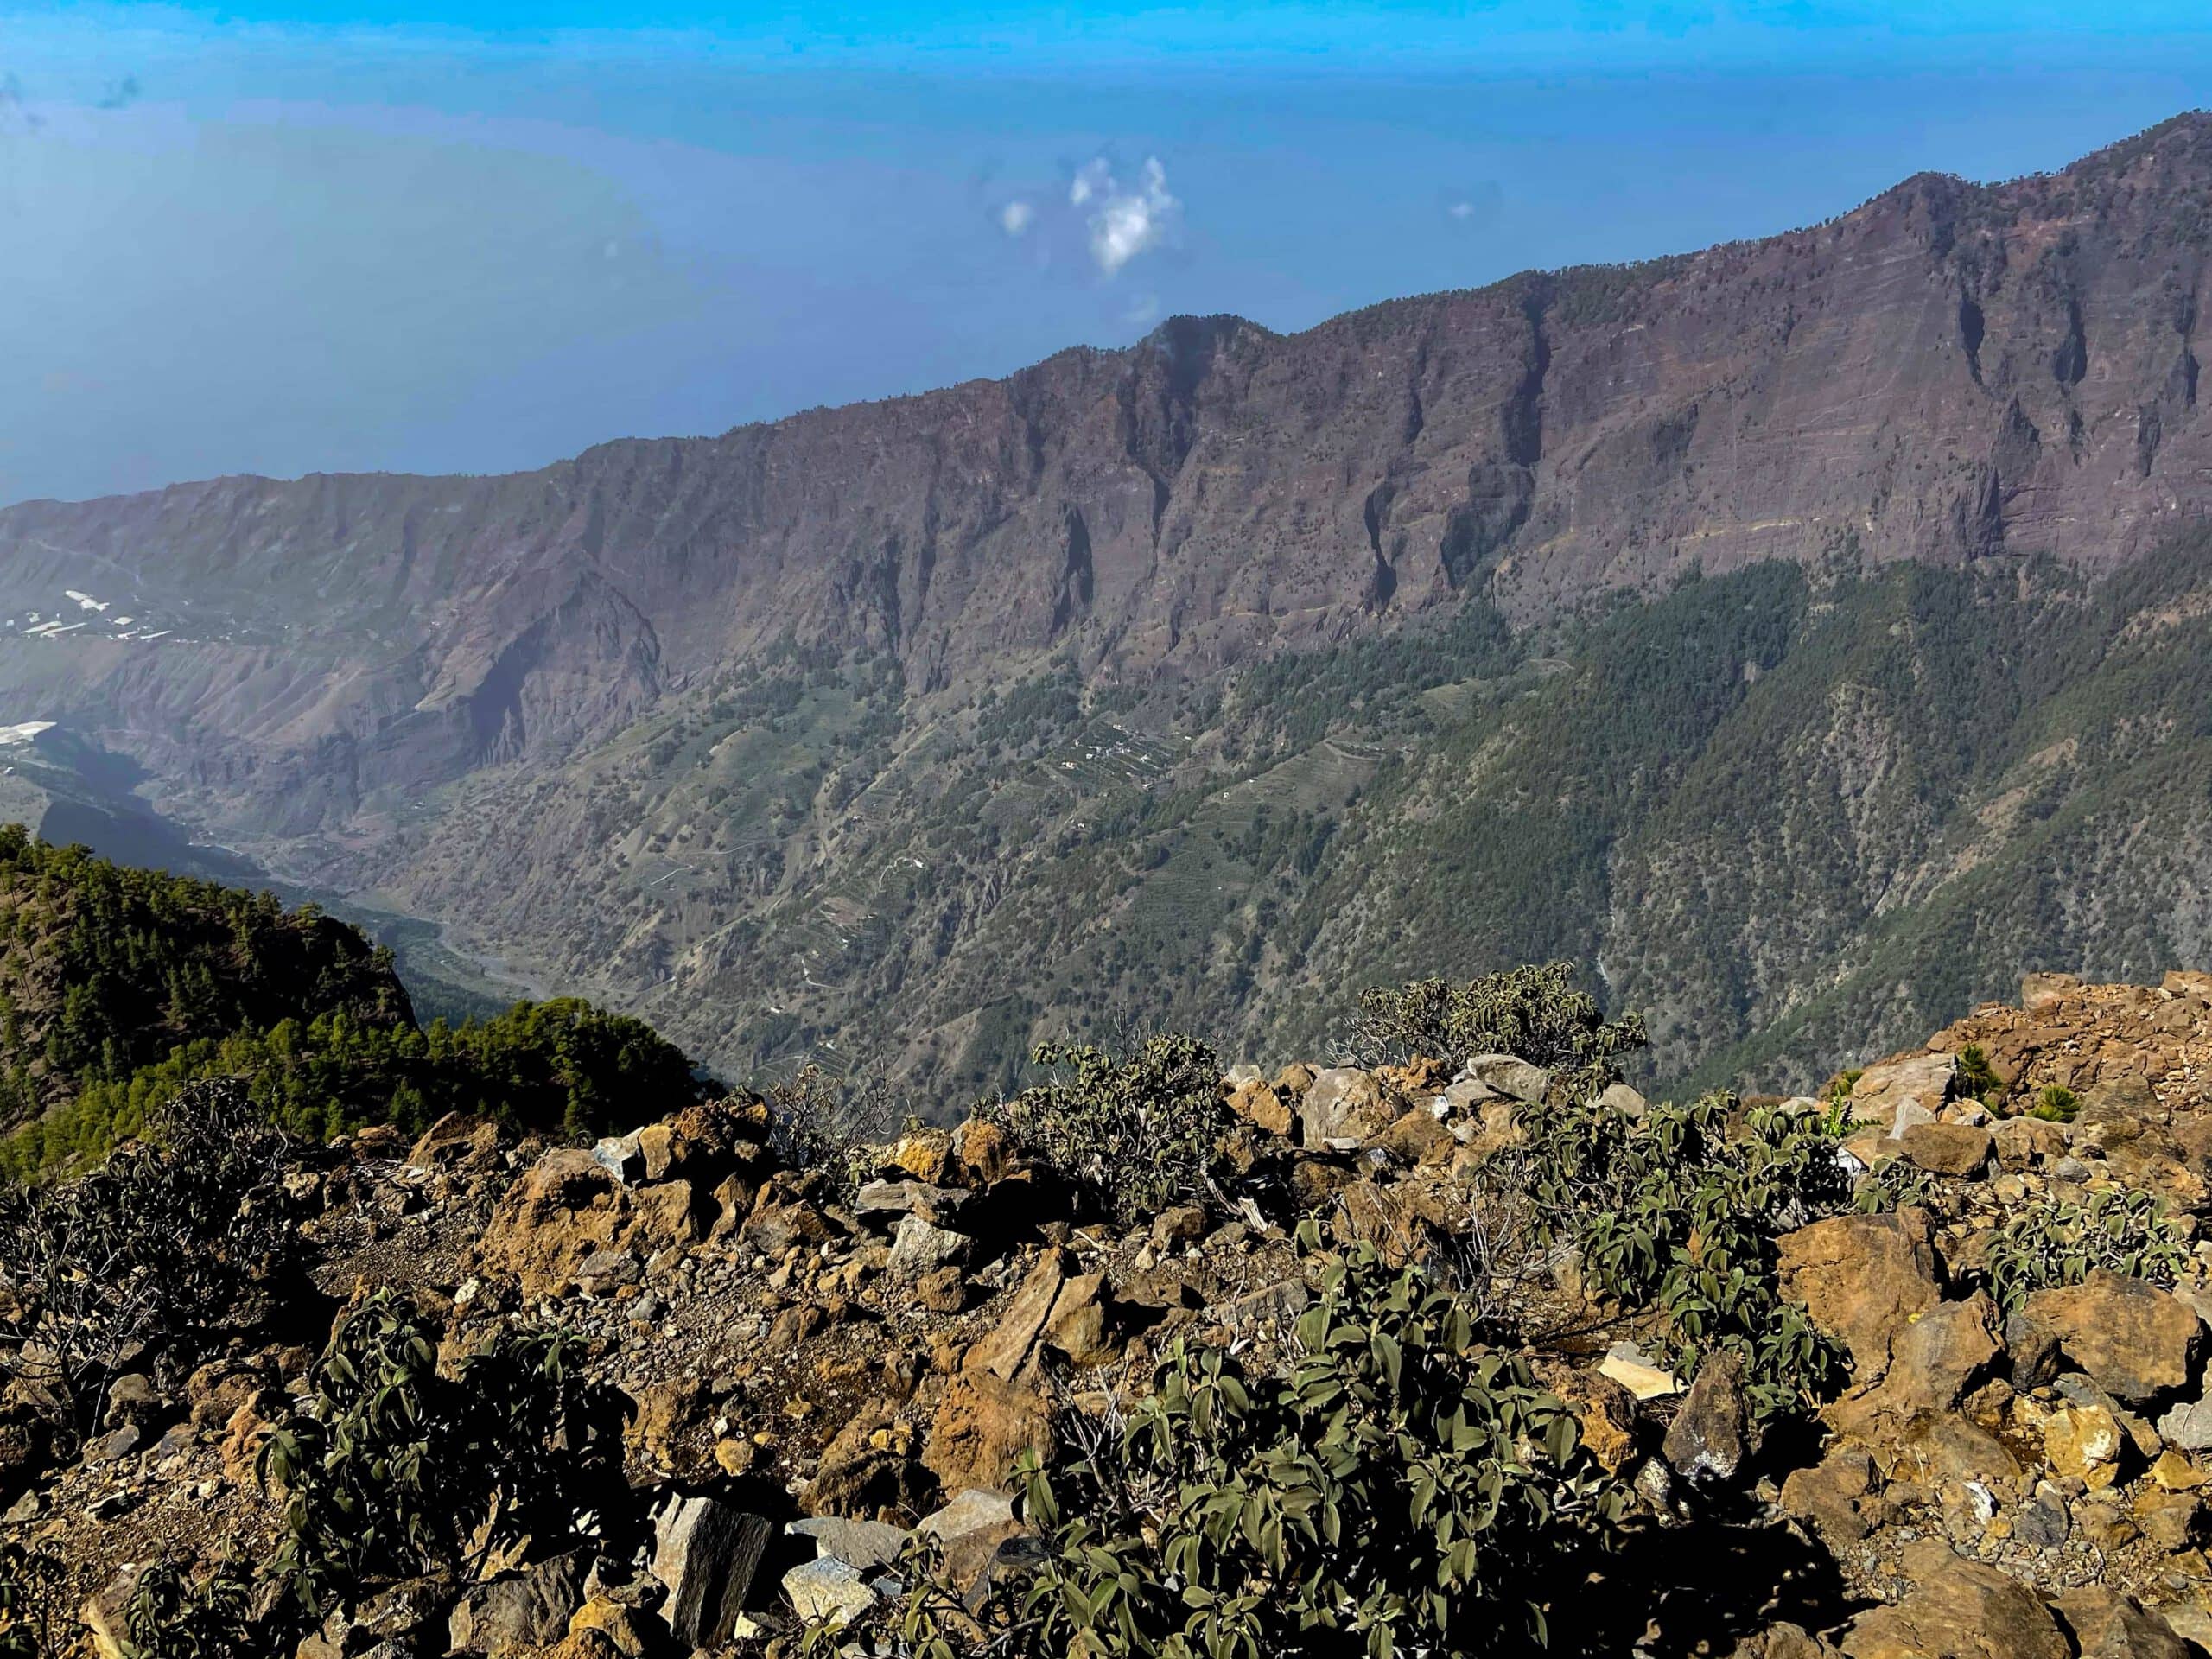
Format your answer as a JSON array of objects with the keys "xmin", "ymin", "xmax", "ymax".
[{"xmin": 4, "ymin": 117, "xmax": 2212, "ymax": 1094}]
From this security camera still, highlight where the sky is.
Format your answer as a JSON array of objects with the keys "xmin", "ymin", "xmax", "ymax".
[{"xmin": 3, "ymin": 3, "xmax": 2211, "ymax": 505}]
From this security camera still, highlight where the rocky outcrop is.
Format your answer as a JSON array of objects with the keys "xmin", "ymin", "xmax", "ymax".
[{"xmin": 13, "ymin": 971, "xmax": 2212, "ymax": 1656}]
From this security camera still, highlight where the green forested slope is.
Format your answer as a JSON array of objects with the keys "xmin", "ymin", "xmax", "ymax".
[
  {"xmin": 374, "ymin": 529, "xmax": 2212, "ymax": 1106},
  {"xmin": 0, "ymin": 834, "xmax": 702, "ymax": 1172}
]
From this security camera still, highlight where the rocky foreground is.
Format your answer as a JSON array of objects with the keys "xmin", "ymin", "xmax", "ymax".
[{"xmin": 12, "ymin": 970, "xmax": 2212, "ymax": 1657}]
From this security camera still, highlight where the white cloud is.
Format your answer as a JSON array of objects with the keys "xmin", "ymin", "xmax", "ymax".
[
  {"xmin": 1000, "ymin": 200, "xmax": 1035, "ymax": 237},
  {"xmin": 1077, "ymin": 156, "xmax": 1179, "ymax": 277},
  {"xmin": 1447, "ymin": 200, "xmax": 1476, "ymax": 219}
]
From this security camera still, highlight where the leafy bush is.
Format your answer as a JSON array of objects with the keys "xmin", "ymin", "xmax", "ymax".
[
  {"xmin": 2029, "ymin": 1083, "xmax": 2080, "ymax": 1123},
  {"xmin": 122, "ymin": 1560, "xmax": 256, "ymax": 1659},
  {"xmin": 0, "ymin": 1543, "xmax": 63, "ymax": 1659},
  {"xmin": 822, "ymin": 1229, "xmax": 1623, "ymax": 1657},
  {"xmin": 258, "ymin": 1290, "xmax": 636, "ymax": 1616},
  {"xmin": 1985, "ymin": 1186, "xmax": 2191, "ymax": 1314},
  {"xmin": 981, "ymin": 1034, "xmax": 1230, "ymax": 1229},
  {"xmin": 1517, "ymin": 1089, "xmax": 1853, "ymax": 1421},
  {"xmin": 1955, "ymin": 1044, "xmax": 2003, "ymax": 1105},
  {"xmin": 0, "ymin": 1081, "xmax": 299, "ymax": 1444},
  {"xmin": 1340, "ymin": 961, "xmax": 1647, "ymax": 1094},
  {"xmin": 764, "ymin": 1063, "xmax": 893, "ymax": 1200}
]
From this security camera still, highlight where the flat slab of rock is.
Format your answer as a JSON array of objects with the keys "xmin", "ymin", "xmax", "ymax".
[
  {"xmin": 790, "ymin": 1515, "xmax": 912, "ymax": 1573},
  {"xmin": 1599, "ymin": 1341, "xmax": 1681, "ymax": 1400},
  {"xmin": 652, "ymin": 1493, "xmax": 773, "ymax": 1648},
  {"xmin": 784, "ymin": 1558, "xmax": 876, "ymax": 1627}
]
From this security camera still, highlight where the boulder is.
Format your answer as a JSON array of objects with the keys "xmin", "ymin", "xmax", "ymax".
[
  {"xmin": 1775, "ymin": 1210, "xmax": 1942, "ymax": 1379},
  {"xmin": 650, "ymin": 1493, "xmax": 773, "ymax": 1648},
  {"xmin": 2022, "ymin": 1270, "xmax": 2202, "ymax": 1406},
  {"xmin": 968, "ymin": 1251, "xmax": 1069, "ymax": 1382},
  {"xmin": 638, "ymin": 1096, "xmax": 772, "ymax": 1184},
  {"xmin": 593, "ymin": 1132, "xmax": 646, "ymax": 1185},
  {"xmin": 624, "ymin": 1180, "xmax": 701, "ymax": 1251},
  {"xmin": 1840, "ymin": 1542, "xmax": 2068, "ymax": 1659},
  {"xmin": 2022, "ymin": 972, "xmax": 2083, "ymax": 1013},
  {"xmin": 1662, "ymin": 1349, "xmax": 1751, "ymax": 1484},
  {"xmin": 855, "ymin": 1181, "xmax": 972, "ymax": 1226},
  {"xmin": 1897, "ymin": 1122, "xmax": 1993, "ymax": 1179},
  {"xmin": 1042, "ymin": 1272, "xmax": 1121, "ymax": 1367},
  {"xmin": 2053, "ymin": 1589, "xmax": 2196, "ymax": 1659},
  {"xmin": 1225, "ymin": 1078, "xmax": 1294, "ymax": 1137},
  {"xmin": 918, "ymin": 1487, "xmax": 1022, "ymax": 1592},
  {"xmin": 790, "ymin": 1516, "xmax": 912, "ymax": 1573},
  {"xmin": 1847, "ymin": 1053, "xmax": 1957, "ymax": 1137},
  {"xmin": 887, "ymin": 1215, "xmax": 976, "ymax": 1276},
  {"xmin": 1779, "ymin": 1442, "xmax": 1878, "ymax": 1545},
  {"xmin": 922, "ymin": 1370, "xmax": 1052, "ymax": 1494},
  {"xmin": 1460, "ymin": 1053, "xmax": 1552, "ymax": 1103},
  {"xmin": 447, "ymin": 1549, "xmax": 590, "ymax": 1656},
  {"xmin": 476, "ymin": 1148, "xmax": 628, "ymax": 1299},
  {"xmin": 2154, "ymin": 1389, "xmax": 2212, "ymax": 1452},
  {"xmin": 1297, "ymin": 1068, "xmax": 1397, "ymax": 1147},
  {"xmin": 784, "ymin": 1558, "xmax": 876, "ymax": 1627},
  {"xmin": 1830, "ymin": 1295, "xmax": 2001, "ymax": 1438},
  {"xmin": 405, "ymin": 1111, "xmax": 500, "ymax": 1172},
  {"xmin": 804, "ymin": 1400, "xmax": 931, "ymax": 1520}
]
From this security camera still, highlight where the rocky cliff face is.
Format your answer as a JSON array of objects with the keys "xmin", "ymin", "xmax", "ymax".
[{"xmin": 3, "ymin": 118, "xmax": 2212, "ymax": 1093}]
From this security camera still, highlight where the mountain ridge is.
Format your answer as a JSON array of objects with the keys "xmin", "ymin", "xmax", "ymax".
[{"xmin": 5, "ymin": 114, "xmax": 2212, "ymax": 1097}]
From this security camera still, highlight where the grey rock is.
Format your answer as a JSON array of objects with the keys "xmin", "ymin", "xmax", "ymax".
[
  {"xmin": 83, "ymin": 1424, "xmax": 141, "ymax": 1465},
  {"xmin": 2014, "ymin": 1481, "xmax": 2070, "ymax": 1550},
  {"xmin": 1298, "ymin": 1067, "xmax": 1395, "ymax": 1147},
  {"xmin": 1461, "ymin": 1053, "xmax": 1552, "ymax": 1103},
  {"xmin": 593, "ymin": 1132, "xmax": 645, "ymax": 1185},
  {"xmin": 888, "ymin": 1214, "xmax": 976, "ymax": 1275},
  {"xmin": 855, "ymin": 1180, "xmax": 972, "ymax": 1225},
  {"xmin": 2155, "ymin": 1391, "xmax": 2212, "ymax": 1452},
  {"xmin": 790, "ymin": 1515, "xmax": 912, "ymax": 1572},
  {"xmin": 784, "ymin": 1557, "xmax": 877, "ymax": 1626},
  {"xmin": 652, "ymin": 1491, "xmax": 773, "ymax": 1647}
]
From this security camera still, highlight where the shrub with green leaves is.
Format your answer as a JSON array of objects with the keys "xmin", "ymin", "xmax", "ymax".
[
  {"xmin": 258, "ymin": 1290, "xmax": 636, "ymax": 1616},
  {"xmin": 122, "ymin": 1559, "xmax": 257, "ymax": 1659},
  {"xmin": 1984, "ymin": 1186, "xmax": 2191, "ymax": 1314},
  {"xmin": 980, "ymin": 1034, "xmax": 1230, "ymax": 1229},
  {"xmin": 1518, "ymin": 1089, "xmax": 1854, "ymax": 1421},
  {"xmin": 2029, "ymin": 1084, "xmax": 2080, "ymax": 1123},
  {"xmin": 0, "ymin": 1543, "xmax": 63, "ymax": 1659},
  {"xmin": 1955, "ymin": 1044, "xmax": 2003, "ymax": 1106},
  {"xmin": 0, "ymin": 1080, "xmax": 299, "ymax": 1447},
  {"xmin": 1341, "ymin": 961, "xmax": 1647, "ymax": 1094},
  {"xmin": 810, "ymin": 1228, "xmax": 1624, "ymax": 1658}
]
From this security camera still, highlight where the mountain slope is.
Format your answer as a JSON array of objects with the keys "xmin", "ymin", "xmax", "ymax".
[{"xmin": 4, "ymin": 116, "xmax": 2212, "ymax": 1098}]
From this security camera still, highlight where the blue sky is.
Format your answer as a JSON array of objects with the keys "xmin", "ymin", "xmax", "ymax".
[{"xmin": 4, "ymin": 3, "xmax": 2211, "ymax": 505}]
